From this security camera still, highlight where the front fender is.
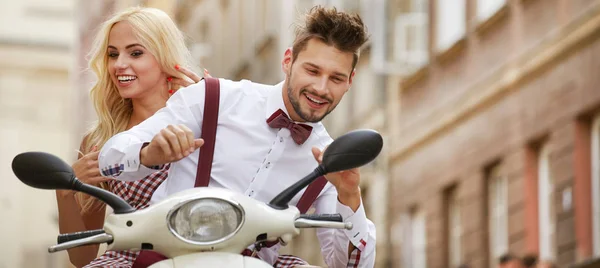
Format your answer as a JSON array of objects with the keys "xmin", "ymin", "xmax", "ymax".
[{"xmin": 149, "ymin": 252, "xmax": 272, "ymax": 268}]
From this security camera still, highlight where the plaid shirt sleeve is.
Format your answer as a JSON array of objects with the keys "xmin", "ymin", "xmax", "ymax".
[
  {"xmin": 346, "ymin": 238, "xmax": 368, "ymax": 268},
  {"xmin": 314, "ymin": 187, "xmax": 376, "ymax": 268}
]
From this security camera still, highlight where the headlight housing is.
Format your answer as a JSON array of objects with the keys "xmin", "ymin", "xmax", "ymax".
[{"xmin": 167, "ymin": 198, "xmax": 244, "ymax": 245}]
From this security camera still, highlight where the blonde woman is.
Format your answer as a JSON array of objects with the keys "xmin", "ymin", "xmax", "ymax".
[{"xmin": 55, "ymin": 7, "xmax": 205, "ymax": 267}]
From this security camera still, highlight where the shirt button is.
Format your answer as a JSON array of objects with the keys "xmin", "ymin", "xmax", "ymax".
[
  {"xmin": 280, "ymin": 137, "xmax": 284, "ymax": 142},
  {"xmin": 266, "ymin": 162, "xmax": 271, "ymax": 168}
]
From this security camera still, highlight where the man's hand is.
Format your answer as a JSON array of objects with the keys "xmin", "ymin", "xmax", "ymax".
[
  {"xmin": 311, "ymin": 146, "xmax": 362, "ymax": 212},
  {"xmin": 140, "ymin": 124, "xmax": 204, "ymax": 167}
]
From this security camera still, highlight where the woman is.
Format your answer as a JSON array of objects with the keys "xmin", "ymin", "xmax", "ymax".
[{"xmin": 55, "ymin": 6, "xmax": 205, "ymax": 267}]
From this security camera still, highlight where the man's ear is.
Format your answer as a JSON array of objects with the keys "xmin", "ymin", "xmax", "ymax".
[
  {"xmin": 348, "ymin": 69, "xmax": 356, "ymax": 85},
  {"xmin": 282, "ymin": 48, "xmax": 293, "ymax": 74}
]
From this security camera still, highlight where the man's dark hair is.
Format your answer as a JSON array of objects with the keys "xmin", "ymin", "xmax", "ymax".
[
  {"xmin": 292, "ymin": 5, "xmax": 369, "ymax": 70},
  {"xmin": 499, "ymin": 253, "xmax": 516, "ymax": 264},
  {"xmin": 521, "ymin": 254, "xmax": 538, "ymax": 267}
]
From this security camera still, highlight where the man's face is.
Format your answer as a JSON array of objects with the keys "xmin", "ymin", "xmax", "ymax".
[{"xmin": 281, "ymin": 38, "xmax": 355, "ymax": 123}]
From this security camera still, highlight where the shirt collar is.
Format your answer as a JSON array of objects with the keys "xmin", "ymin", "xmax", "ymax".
[{"xmin": 265, "ymin": 81, "xmax": 321, "ymax": 128}]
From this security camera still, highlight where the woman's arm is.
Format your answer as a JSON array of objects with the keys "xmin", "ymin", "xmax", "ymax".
[
  {"xmin": 56, "ymin": 190, "xmax": 106, "ymax": 267},
  {"xmin": 55, "ymin": 139, "xmax": 109, "ymax": 267}
]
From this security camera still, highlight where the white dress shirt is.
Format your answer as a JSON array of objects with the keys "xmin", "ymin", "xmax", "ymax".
[{"xmin": 99, "ymin": 78, "xmax": 376, "ymax": 267}]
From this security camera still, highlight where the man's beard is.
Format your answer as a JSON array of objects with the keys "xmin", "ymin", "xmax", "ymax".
[{"xmin": 286, "ymin": 77, "xmax": 333, "ymax": 123}]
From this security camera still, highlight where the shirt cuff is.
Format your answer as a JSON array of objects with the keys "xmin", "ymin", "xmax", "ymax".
[
  {"xmin": 122, "ymin": 142, "xmax": 146, "ymax": 171},
  {"xmin": 336, "ymin": 199, "xmax": 369, "ymax": 251},
  {"xmin": 100, "ymin": 142, "xmax": 160, "ymax": 178}
]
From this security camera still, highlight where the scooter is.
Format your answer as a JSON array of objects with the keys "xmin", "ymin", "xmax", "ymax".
[{"xmin": 11, "ymin": 129, "xmax": 383, "ymax": 267}]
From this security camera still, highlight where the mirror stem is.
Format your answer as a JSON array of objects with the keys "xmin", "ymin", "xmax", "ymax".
[
  {"xmin": 269, "ymin": 165, "xmax": 326, "ymax": 210},
  {"xmin": 73, "ymin": 179, "xmax": 135, "ymax": 214}
]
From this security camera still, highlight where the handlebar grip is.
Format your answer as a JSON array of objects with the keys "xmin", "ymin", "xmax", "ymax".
[
  {"xmin": 298, "ymin": 213, "xmax": 343, "ymax": 222},
  {"xmin": 57, "ymin": 230, "xmax": 105, "ymax": 244}
]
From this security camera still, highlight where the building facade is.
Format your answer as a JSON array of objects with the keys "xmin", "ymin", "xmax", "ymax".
[
  {"xmin": 389, "ymin": 0, "xmax": 600, "ymax": 268},
  {"xmin": 0, "ymin": 0, "xmax": 77, "ymax": 267}
]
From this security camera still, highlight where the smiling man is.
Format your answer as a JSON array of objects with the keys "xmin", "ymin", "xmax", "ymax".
[{"xmin": 99, "ymin": 6, "xmax": 374, "ymax": 268}]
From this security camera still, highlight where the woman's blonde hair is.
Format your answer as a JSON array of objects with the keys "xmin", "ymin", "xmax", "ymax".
[{"xmin": 77, "ymin": 6, "xmax": 193, "ymax": 213}]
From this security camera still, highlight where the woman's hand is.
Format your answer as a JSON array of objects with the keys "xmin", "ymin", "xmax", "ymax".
[
  {"xmin": 72, "ymin": 150, "xmax": 109, "ymax": 185},
  {"xmin": 168, "ymin": 65, "xmax": 211, "ymax": 94},
  {"xmin": 57, "ymin": 147, "xmax": 109, "ymax": 199}
]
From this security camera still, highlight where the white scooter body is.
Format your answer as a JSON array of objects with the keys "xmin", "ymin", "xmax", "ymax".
[
  {"xmin": 150, "ymin": 252, "xmax": 271, "ymax": 268},
  {"xmin": 104, "ymin": 187, "xmax": 299, "ymax": 258}
]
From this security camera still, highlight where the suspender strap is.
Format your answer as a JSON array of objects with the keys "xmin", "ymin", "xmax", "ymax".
[
  {"xmin": 195, "ymin": 77, "xmax": 220, "ymax": 187},
  {"xmin": 296, "ymin": 176, "xmax": 327, "ymax": 213},
  {"xmin": 262, "ymin": 176, "xmax": 327, "ymax": 248}
]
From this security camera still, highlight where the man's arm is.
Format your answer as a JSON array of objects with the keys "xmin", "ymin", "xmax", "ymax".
[
  {"xmin": 314, "ymin": 186, "xmax": 376, "ymax": 268},
  {"xmin": 98, "ymin": 81, "xmax": 208, "ymax": 181}
]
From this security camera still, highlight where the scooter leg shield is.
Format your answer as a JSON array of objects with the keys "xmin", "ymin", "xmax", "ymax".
[{"xmin": 149, "ymin": 252, "xmax": 272, "ymax": 268}]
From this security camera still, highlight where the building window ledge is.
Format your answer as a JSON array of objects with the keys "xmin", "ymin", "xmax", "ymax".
[
  {"xmin": 399, "ymin": 64, "xmax": 429, "ymax": 91},
  {"xmin": 474, "ymin": 4, "xmax": 510, "ymax": 37},
  {"xmin": 435, "ymin": 37, "xmax": 467, "ymax": 66}
]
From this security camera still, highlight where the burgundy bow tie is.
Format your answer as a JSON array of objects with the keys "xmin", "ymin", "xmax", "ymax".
[{"xmin": 266, "ymin": 109, "xmax": 313, "ymax": 145}]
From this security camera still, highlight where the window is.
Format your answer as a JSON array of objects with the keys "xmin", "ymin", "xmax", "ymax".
[
  {"xmin": 435, "ymin": 0, "xmax": 466, "ymax": 52},
  {"xmin": 447, "ymin": 189, "xmax": 461, "ymax": 267},
  {"xmin": 488, "ymin": 165, "xmax": 508, "ymax": 267},
  {"xmin": 538, "ymin": 144, "xmax": 556, "ymax": 261},
  {"xmin": 351, "ymin": 60, "xmax": 377, "ymax": 118},
  {"xmin": 403, "ymin": 208, "xmax": 427, "ymax": 268},
  {"xmin": 592, "ymin": 114, "xmax": 600, "ymax": 256},
  {"xmin": 393, "ymin": 0, "xmax": 429, "ymax": 66},
  {"xmin": 476, "ymin": 0, "xmax": 506, "ymax": 22}
]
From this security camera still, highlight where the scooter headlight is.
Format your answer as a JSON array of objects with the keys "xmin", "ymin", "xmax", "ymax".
[{"xmin": 167, "ymin": 198, "xmax": 244, "ymax": 245}]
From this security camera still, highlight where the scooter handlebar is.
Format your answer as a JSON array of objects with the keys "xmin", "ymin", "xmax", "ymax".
[
  {"xmin": 294, "ymin": 218, "xmax": 353, "ymax": 230},
  {"xmin": 49, "ymin": 233, "xmax": 113, "ymax": 253},
  {"xmin": 297, "ymin": 213, "xmax": 343, "ymax": 222},
  {"xmin": 57, "ymin": 229, "xmax": 106, "ymax": 244}
]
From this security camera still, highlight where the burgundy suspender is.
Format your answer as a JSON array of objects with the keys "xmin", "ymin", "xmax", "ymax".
[
  {"xmin": 133, "ymin": 78, "xmax": 221, "ymax": 268},
  {"xmin": 296, "ymin": 176, "xmax": 327, "ymax": 213},
  {"xmin": 195, "ymin": 77, "xmax": 220, "ymax": 187}
]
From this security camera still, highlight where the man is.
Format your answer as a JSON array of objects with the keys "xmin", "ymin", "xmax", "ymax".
[
  {"xmin": 521, "ymin": 254, "xmax": 538, "ymax": 268},
  {"xmin": 499, "ymin": 253, "xmax": 524, "ymax": 268},
  {"xmin": 99, "ymin": 6, "xmax": 374, "ymax": 267}
]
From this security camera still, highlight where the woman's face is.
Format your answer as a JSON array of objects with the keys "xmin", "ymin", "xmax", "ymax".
[{"xmin": 107, "ymin": 21, "xmax": 167, "ymax": 99}]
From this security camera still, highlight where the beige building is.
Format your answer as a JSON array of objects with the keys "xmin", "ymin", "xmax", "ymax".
[
  {"xmin": 0, "ymin": 0, "xmax": 76, "ymax": 267},
  {"xmin": 0, "ymin": 0, "xmax": 176, "ymax": 267}
]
